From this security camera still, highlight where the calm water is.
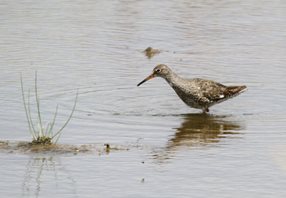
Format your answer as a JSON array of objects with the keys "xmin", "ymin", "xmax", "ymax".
[{"xmin": 1, "ymin": 0, "xmax": 286, "ymax": 197}]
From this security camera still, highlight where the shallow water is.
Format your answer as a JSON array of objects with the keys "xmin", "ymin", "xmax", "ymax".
[{"xmin": 1, "ymin": 0, "xmax": 286, "ymax": 197}]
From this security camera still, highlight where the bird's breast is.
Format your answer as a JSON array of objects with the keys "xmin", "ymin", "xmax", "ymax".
[{"xmin": 171, "ymin": 85, "xmax": 202, "ymax": 109}]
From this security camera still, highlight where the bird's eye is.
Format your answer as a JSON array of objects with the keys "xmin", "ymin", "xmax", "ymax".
[{"xmin": 155, "ymin": 69, "xmax": 161, "ymax": 73}]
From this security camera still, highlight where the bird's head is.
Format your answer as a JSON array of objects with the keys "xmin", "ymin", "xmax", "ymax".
[{"xmin": 137, "ymin": 64, "xmax": 171, "ymax": 86}]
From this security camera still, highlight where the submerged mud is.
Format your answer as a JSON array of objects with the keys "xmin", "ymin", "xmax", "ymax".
[{"xmin": 0, "ymin": 140, "xmax": 131, "ymax": 155}]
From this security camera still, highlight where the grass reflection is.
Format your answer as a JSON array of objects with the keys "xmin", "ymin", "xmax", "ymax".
[{"xmin": 22, "ymin": 156, "xmax": 77, "ymax": 198}]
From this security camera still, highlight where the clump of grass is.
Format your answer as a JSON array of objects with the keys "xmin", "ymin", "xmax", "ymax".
[
  {"xmin": 20, "ymin": 72, "xmax": 78, "ymax": 145},
  {"xmin": 30, "ymin": 136, "xmax": 52, "ymax": 145}
]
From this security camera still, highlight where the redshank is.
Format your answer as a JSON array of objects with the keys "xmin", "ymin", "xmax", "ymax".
[{"xmin": 137, "ymin": 64, "xmax": 247, "ymax": 113}]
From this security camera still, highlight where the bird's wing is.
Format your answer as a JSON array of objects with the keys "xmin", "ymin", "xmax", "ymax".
[{"xmin": 194, "ymin": 79, "xmax": 227, "ymax": 102}]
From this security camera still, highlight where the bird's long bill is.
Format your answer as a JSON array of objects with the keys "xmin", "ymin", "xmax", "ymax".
[{"xmin": 137, "ymin": 73, "xmax": 155, "ymax": 87}]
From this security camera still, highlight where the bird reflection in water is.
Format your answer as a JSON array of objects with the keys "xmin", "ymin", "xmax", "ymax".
[{"xmin": 153, "ymin": 113, "xmax": 244, "ymax": 162}]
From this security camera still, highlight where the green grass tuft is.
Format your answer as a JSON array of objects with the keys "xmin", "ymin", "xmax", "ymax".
[
  {"xmin": 30, "ymin": 136, "xmax": 52, "ymax": 145},
  {"xmin": 20, "ymin": 72, "xmax": 78, "ymax": 145}
]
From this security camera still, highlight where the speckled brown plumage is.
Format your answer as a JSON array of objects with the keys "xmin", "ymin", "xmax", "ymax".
[{"xmin": 137, "ymin": 64, "xmax": 247, "ymax": 113}]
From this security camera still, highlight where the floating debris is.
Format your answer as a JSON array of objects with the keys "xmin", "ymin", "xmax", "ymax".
[
  {"xmin": 104, "ymin": 143, "xmax": 110, "ymax": 153},
  {"xmin": 143, "ymin": 47, "xmax": 160, "ymax": 59},
  {"xmin": 104, "ymin": 143, "xmax": 110, "ymax": 149}
]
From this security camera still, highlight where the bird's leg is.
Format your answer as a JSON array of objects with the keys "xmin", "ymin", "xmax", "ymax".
[{"xmin": 202, "ymin": 108, "xmax": 209, "ymax": 114}]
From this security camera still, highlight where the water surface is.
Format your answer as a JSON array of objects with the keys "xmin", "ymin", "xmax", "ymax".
[{"xmin": 0, "ymin": 0, "xmax": 286, "ymax": 197}]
